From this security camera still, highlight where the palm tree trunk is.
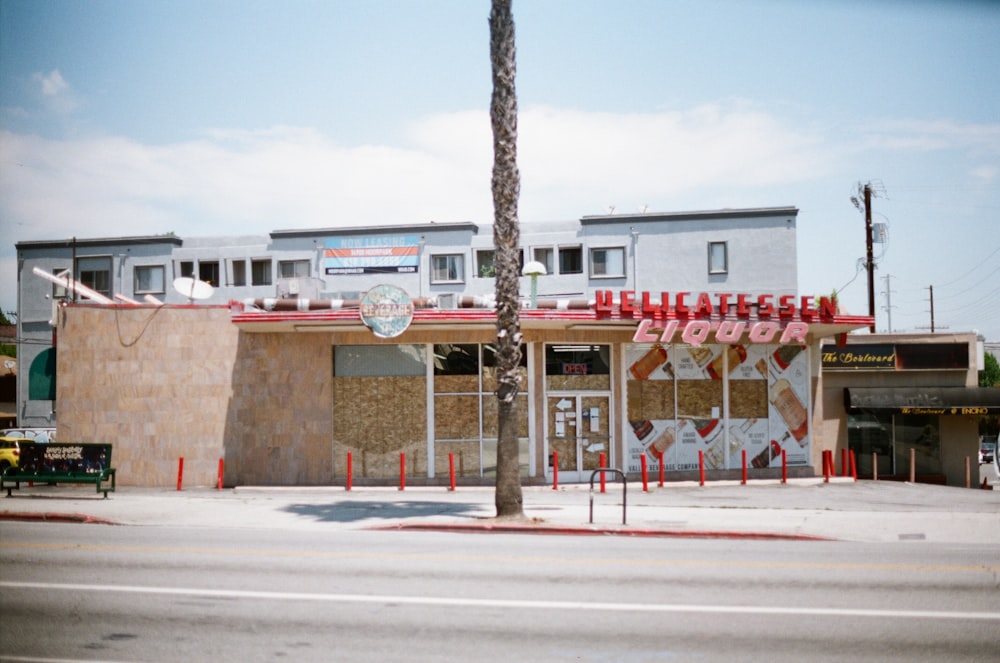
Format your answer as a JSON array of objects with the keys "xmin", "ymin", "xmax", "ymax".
[{"xmin": 489, "ymin": 0, "xmax": 523, "ymax": 518}]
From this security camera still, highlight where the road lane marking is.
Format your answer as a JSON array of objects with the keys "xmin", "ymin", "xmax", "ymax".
[
  {"xmin": 2, "ymin": 541, "xmax": 998, "ymax": 574},
  {"xmin": 2, "ymin": 581, "xmax": 998, "ymax": 621}
]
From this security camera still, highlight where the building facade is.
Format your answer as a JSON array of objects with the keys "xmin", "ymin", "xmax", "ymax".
[{"xmin": 16, "ymin": 208, "xmax": 875, "ymax": 487}]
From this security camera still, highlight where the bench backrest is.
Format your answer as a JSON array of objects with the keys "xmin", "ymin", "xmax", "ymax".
[{"xmin": 15, "ymin": 442, "xmax": 113, "ymax": 475}]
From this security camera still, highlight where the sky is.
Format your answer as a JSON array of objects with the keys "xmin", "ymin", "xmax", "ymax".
[{"xmin": 1, "ymin": 0, "xmax": 999, "ymax": 341}]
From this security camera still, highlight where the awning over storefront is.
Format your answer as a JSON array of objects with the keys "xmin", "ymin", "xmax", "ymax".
[{"xmin": 844, "ymin": 387, "xmax": 1000, "ymax": 415}]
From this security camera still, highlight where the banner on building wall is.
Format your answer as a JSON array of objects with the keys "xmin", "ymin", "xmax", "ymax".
[
  {"xmin": 324, "ymin": 236, "xmax": 420, "ymax": 274},
  {"xmin": 625, "ymin": 343, "xmax": 811, "ymax": 473}
]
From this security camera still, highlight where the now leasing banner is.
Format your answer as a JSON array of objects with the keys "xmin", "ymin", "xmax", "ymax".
[{"xmin": 324, "ymin": 236, "xmax": 420, "ymax": 274}]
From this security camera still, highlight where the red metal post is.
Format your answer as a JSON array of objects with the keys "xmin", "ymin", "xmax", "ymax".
[
  {"xmin": 741, "ymin": 449, "xmax": 747, "ymax": 485},
  {"xmin": 698, "ymin": 450, "xmax": 705, "ymax": 486},
  {"xmin": 176, "ymin": 457, "xmax": 184, "ymax": 491},
  {"xmin": 399, "ymin": 452, "xmax": 406, "ymax": 491},
  {"xmin": 217, "ymin": 458, "xmax": 224, "ymax": 490},
  {"xmin": 449, "ymin": 452, "xmax": 456, "ymax": 492},
  {"xmin": 841, "ymin": 448, "xmax": 848, "ymax": 477},
  {"xmin": 850, "ymin": 450, "xmax": 858, "ymax": 481},
  {"xmin": 640, "ymin": 452, "xmax": 648, "ymax": 492},
  {"xmin": 823, "ymin": 450, "xmax": 831, "ymax": 483},
  {"xmin": 552, "ymin": 450, "xmax": 559, "ymax": 490},
  {"xmin": 781, "ymin": 449, "xmax": 787, "ymax": 484},
  {"xmin": 599, "ymin": 452, "xmax": 606, "ymax": 493},
  {"xmin": 346, "ymin": 451, "xmax": 353, "ymax": 491},
  {"xmin": 658, "ymin": 450, "xmax": 665, "ymax": 487}
]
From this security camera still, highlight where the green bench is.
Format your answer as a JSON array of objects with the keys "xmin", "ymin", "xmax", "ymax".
[{"xmin": 1, "ymin": 442, "xmax": 117, "ymax": 498}]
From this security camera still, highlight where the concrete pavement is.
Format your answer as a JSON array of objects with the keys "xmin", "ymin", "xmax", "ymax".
[{"xmin": 3, "ymin": 472, "xmax": 999, "ymax": 544}]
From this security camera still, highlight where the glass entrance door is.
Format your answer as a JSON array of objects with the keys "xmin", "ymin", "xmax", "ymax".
[{"xmin": 546, "ymin": 394, "xmax": 612, "ymax": 483}]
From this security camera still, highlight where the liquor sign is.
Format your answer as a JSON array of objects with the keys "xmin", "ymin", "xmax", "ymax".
[
  {"xmin": 360, "ymin": 285, "xmax": 414, "ymax": 339},
  {"xmin": 324, "ymin": 235, "xmax": 420, "ymax": 275}
]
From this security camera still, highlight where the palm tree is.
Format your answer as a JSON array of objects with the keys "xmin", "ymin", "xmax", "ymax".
[{"xmin": 489, "ymin": 0, "xmax": 523, "ymax": 518}]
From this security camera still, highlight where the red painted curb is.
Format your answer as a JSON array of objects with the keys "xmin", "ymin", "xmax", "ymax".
[
  {"xmin": 0, "ymin": 512, "xmax": 118, "ymax": 526},
  {"xmin": 370, "ymin": 522, "xmax": 831, "ymax": 541}
]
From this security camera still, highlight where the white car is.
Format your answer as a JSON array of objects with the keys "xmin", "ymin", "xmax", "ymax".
[{"xmin": 0, "ymin": 428, "xmax": 56, "ymax": 444}]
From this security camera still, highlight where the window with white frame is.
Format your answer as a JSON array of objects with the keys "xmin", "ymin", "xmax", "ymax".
[
  {"xmin": 589, "ymin": 247, "xmax": 625, "ymax": 278},
  {"xmin": 708, "ymin": 241, "xmax": 728, "ymax": 274},
  {"xmin": 134, "ymin": 265, "xmax": 166, "ymax": 294},
  {"xmin": 431, "ymin": 254, "xmax": 464, "ymax": 283},
  {"xmin": 198, "ymin": 260, "xmax": 220, "ymax": 286},
  {"xmin": 279, "ymin": 259, "xmax": 310, "ymax": 279}
]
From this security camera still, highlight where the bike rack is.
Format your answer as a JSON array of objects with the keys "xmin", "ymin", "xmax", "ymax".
[{"xmin": 589, "ymin": 468, "xmax": 627, "ymax": 525}]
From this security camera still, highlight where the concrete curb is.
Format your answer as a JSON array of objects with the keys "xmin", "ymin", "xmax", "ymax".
[
  {"xmin": 0, "ymin": 511, "xmax": 118, "ymax": 525},
  {"xmin": 370, "ymin": 522, "xmax": 833, "ymax": 541}
]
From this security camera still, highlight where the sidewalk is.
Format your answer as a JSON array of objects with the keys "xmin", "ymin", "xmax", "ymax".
[{"xmin": 3, "ymin": 476, "xmax": 999, "ymax": 544}]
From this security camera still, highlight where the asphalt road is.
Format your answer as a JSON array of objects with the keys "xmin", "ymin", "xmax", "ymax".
[{"xmin": 2, "ymin": 522, "xmax": 998, "ymax": 662}]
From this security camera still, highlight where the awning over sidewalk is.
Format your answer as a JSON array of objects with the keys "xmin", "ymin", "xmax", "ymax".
[{"xmin": 844, "ymin": 387, "xmax": 1000, "ymax": 415}]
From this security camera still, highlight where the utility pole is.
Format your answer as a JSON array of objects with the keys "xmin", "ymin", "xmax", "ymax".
[
  {"xmin": 864, "ymin": 183, "xmax": 875, "ymax": 333},
  {"xmin": 881, "ymin": 274, "xmax": 895, "ymax": 332},
  {"xmin": 928, "ymin": 285, "xmax": 935, "ymax": 333}
]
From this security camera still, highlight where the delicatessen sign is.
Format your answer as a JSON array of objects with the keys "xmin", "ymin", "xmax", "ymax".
[{"xmin": 594, "ymin": 290, "xmax": 838, "ymax": 346}]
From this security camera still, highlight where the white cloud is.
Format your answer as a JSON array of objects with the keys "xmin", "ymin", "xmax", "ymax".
[{"xmin": 31, "ymin": 69, "xmax": 78, "ymax": 114}]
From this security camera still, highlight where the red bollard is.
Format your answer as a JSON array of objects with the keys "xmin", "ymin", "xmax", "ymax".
[
  {"xmin": 823, "ymin": 450, "xmax": 831, "ymax": 483},
  {"xmin": 658, "ymin": 450, "xmax": 665, "ymax": 487},
  {"xmin": 781, "ymin": 449, "xmax": 787, "ymax": 484},
  {"xmin": 599, "ymin": 452, "xmax": 606, "ymax": 493},
  {"xmin": 698, "ymin": 450, "xmax": 705, "ymax": 486},
  {"xmin": 448, "ymin": 452, "xmax": 456, "ymax": 492},
  {"xmin": 552, "ymin": 450, "xmax": 559, "ymax": 490},
  {"xmin": 216, "ymin": 458, "xmax": 224, "ymax": 490},
  {"xmin": 741, "ymin": 449, "xmax": 747, "ymax": 485},
  {"xmin": 177, "ymin": 457, "xmax": 184, "ymax": 491},
  {"xmin": 640, "ymin": 453, "xmax": 648, "ymax": 492},
  {"xmin": 346, "ymin": 451, "xmax": 353, "ymax": 491},
  {"xmin": 849, "ymin": 450, "xmax": 858, "ymax": 481},
  {"xmin": 399, "ymin": 452, "xmax": 406, "ymax": 491},
  {"xmin": 841, "ymin": 448, "xmax": 848, "ymax": 477}
]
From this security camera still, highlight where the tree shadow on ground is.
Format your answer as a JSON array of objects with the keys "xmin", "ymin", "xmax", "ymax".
[{"xmin": 281, "ymin": 499, "xmax": 489, "ymax": 523}]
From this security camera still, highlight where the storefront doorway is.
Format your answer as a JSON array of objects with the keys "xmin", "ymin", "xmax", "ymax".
[{"xmin": 546, "ymin": 393, "xmax": 612, "ymax": 483}]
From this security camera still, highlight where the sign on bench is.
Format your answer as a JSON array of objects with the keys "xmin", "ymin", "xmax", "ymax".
[{"xmin": 1, "ymin": 442, "xmax": 117, "ymax": 498}]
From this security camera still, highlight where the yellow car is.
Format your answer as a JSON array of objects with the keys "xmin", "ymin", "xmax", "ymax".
[{"xmin": 0, "ymin": 436, "xmax": 30, "ymax": 472}]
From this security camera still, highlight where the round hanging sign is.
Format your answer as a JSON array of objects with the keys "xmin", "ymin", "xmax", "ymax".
[{"xmin": 360, "ymin": 284, "xmax": 414, "ymax": 339}]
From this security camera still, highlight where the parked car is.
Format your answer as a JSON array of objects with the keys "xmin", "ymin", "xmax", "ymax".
[
  {"xmin": 0, "ymin": 428, "xmax": 56, "ymax": 444},
  {"xmin": 980, "ymin": 441, "xmax": 996, "ymax": 464},
  {"xmin": 0, "ymin": 436, "xmax": 29, "ymax": 471}
]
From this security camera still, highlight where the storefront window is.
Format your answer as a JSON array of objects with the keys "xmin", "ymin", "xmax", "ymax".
[
  {"xmin": 894, "ymin": 413, "xmax": 942, "ymax": 476},
  {"xmin": 545, "ymin": 344, "xmax": 610, "ymax": 391},
  {"xmin": 847, "ymin": 412, "xmax": 892, "ymax": 477}
]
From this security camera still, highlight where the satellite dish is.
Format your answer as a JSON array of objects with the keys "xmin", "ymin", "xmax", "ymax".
[{"xmin": 173, "ymin": 277, "xmax": 214, "ymax": 303}]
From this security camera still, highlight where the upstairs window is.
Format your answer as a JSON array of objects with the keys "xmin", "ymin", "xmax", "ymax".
[
  {"xmin": 431, "ymin": 254, "xmax": 464, "ymax": 283},
  {"xmin": 279, "ymin": 260, "xmax": 311, "ymax": 279},
  {"xmin": 558, "ymin": 246, "xmax": 582, "ymax": 275},
  {"xmin": 231, "ymin": 259, "xmax": 247, "ymax": 287},
  {"xmin": 708, "ymin": 241, "xmax": 728, "ymax": 275},
  {"xmin": 476, "ymin": 250, "xmax": 496, "ymax": 278},
  {"xmin": 251, "ymin": 259, "xmax": 272, "ymax": 286},
  {"xmin": 590, "ymin": 247, "xmax": 625, "ymax": 278},
  {"xmin": 199, "ymin": 261, "xmax": 220, "ymax": 286},
  {"xmin": 134, "ymin": 265, "xmax": 166, "ymax": 294},
  {"xmin": 532, "ymin": 247, "xmax": 554, "ymax": 275},
  {"xmin": 76, "ymin": 256, "xmax": 112, "ymax": 298}
]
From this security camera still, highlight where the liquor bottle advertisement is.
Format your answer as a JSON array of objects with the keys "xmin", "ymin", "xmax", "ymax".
[
  {"xmin": 765, "ymin": 344, "xmax": 810, "ymax": 466},
  {"xmin": 625, "ymin": 343, "xmax": 812, "ymax": 472}
]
